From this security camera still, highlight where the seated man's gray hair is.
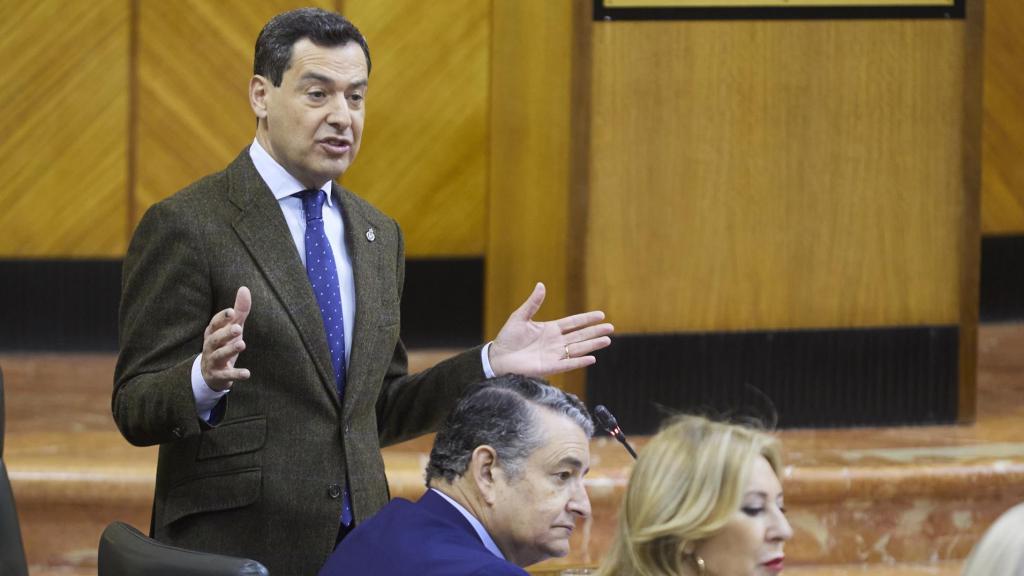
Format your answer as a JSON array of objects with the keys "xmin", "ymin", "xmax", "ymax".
[{"xmin": 425, "ymin": 374, "xmax": 594, "ymax": 485}]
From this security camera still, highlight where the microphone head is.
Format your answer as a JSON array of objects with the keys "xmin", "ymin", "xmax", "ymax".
[
  {"xmin": 593, "ymin": 405, "xmax": 620, "ymax": 433},
  {"xmin": 594, "ymin": 404, "xmax": 638, "ymax": 460}
]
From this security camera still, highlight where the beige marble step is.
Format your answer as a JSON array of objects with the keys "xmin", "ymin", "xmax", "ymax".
[{"xmin": 3, "ymin": 324, "xmax": 1023, "ymax": 574}]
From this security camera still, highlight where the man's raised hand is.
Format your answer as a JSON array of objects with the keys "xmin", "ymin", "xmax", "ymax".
[
  {"xmin": 201, "ymin": 286, "xmax": 252, "ymax": 391},
  {"xmin": 488, "ymin": 283, "xmax": 614, "ymax": 377}
]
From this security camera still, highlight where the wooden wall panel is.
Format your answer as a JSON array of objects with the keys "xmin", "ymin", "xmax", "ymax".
[
  {"xmin": 0, "ymin": 0, "xmax": 129, "ymax": 257},
  {"xmin": 981, "ymin": 0, "xmax": 1024, "ymax": 234},
  {"xmin": 958, "ymin": 0, "xmax": 984, "ymax": 423},
  {"xmin": 340, "ymin": 0, "xmax": 490, "ymax": 257},
  {"xmin": 133, "ymin": 0, "xmax": 334, "ymax": 223},
  {"xmin": 585, "ymin": 20, "xmax": 970, "ymax": 333},
  {"xmin": 487, "ymin": 0, "xmax": 576, "ymax": 335},
  {"xmin": 487, "ymin": 0, "xmax": 585, "ymax": 394}
]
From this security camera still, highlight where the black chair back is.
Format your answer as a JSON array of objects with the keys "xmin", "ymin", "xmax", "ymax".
[{"xmin": 98, "ymin": 522, "xmax": 269, "ymax": 576}]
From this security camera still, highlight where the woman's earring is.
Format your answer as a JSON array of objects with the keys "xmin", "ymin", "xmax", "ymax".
[{"xmin": 692, "ymin": 553, "xmax": 707, "ymax": 576}]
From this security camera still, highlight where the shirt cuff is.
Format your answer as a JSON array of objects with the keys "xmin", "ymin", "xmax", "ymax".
[
  {"xmin": 192, "ymin": 354, "xmax": 230, "ymax": 422},
  {"xmin": 480, "ymin": 342, "xmax": 496, "ymax": 379}
]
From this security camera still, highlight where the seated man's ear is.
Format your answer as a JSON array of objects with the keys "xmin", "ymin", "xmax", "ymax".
[{"xmin": 470, "ymin": 445, "xmax": 499, "ymax": 505}]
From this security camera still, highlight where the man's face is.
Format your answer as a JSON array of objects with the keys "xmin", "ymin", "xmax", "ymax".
[
  {"xmin": 488, "ymin": 408, "xmax": 591, "ymax": 567},
  {"xmin": 251, "ymin": 38, "xmax": 367, "ymax": 188}
]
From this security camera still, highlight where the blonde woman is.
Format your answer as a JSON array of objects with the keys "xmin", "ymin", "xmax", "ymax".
[
  {"xmin": 597, "ymin": 415, "xmax": 792, "ymax": 576},
  {"xmin": 961, "ymin": 502, "xmax": 1024, "ymax": 575}
]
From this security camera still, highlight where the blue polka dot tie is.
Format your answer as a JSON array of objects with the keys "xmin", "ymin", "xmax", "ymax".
[{"xmin": 299, "ymin": 189, "xmax": 353, "ymax": 526}]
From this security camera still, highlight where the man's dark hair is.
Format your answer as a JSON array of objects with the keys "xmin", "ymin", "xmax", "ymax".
[
  {"xmin": 425, "ymin": 374, "xmax": 594, "ymax": 485},
  {"xmin": 254, "ymin": 8, "xmax": 371, "ymax": 86}
]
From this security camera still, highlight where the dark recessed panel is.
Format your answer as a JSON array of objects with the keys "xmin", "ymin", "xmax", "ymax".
[
  {"xmin": 0, "ymin": 260, "xmax": 121, "ymax": 351},
  {"xmin": 400, "ymin": 258, "xmax": 484, "ymax": 348},
  {"xmin": 587, "ymin": 325, "xmax": 958, "ymax": 432},
  {"xmin": 0, "ymin": 257, "xmax": 485, "ymax": 352},
  {"xmin": 980, "ymin": 235, "xmax": 1024, "ymax": 322}
]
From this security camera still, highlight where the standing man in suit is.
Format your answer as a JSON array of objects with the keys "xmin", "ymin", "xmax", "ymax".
[
  {"xmin": 112, "ymin": 8, "xmax": 613, "ymax": 576},
  {"xmin": 318, "ymin": 374, "xmax": 593, "ymax": 576}
]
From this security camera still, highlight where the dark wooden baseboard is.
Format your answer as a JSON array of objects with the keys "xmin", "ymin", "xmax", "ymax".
[
  {"xmin": 0, "ymin": 258, "xmax": 484, "ymax": 351},
  {"xmin": 0, "ymin": 259, "xmax": 121, "ymax": 351},
  {"xmin": 587, "ymin": 325, "xmax": 959, "ymax": 430}
]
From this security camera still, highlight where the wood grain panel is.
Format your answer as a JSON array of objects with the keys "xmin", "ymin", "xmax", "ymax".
[
  {"xmin": 0, "ymin": 0, "xmax": 129, "ymax": 257},
  {"xmin": 981, "ymin": 0, "xmax": 1024, "ymax": 234},
  {"xmin": 957, "ymin": 0, "xmax": 984, "ymax": 422},
  {"xmin": 133, "ymin": 0, "xmax": 333, "ymax": 223},
  {"xmin": 487, "ymin": 0, "xmax": 577, "ymax": 335},
  {"xmin": 586, "ymin": 19, "xmax": 971, "ymax": 333},
  {"xmin": 340, "ymin": 0, "xmax": 489, "ymax": 257},
  {"xmin": 487, "ymin": 0, "xmax": 586, "ymax": 395}
]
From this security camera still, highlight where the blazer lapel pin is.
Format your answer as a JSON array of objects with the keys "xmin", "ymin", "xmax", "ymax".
[{"xmin": 366, "ymin": 227, "xmax": 375, "ymax": 242}]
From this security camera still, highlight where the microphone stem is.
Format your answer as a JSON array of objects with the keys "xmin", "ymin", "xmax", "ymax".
[{"xmin": 614, "ymin": 433, "xmax": 638, "ymax": 459}]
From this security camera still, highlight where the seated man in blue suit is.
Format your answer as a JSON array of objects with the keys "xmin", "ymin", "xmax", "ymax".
[{"xmin": 318, "ymin": 374, "xmax": 593, "ymax": 575}]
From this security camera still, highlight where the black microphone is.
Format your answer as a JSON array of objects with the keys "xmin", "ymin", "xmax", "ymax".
[{"xmin": 593, "ymin": 405, "xmax": 637, "ymax": 459}]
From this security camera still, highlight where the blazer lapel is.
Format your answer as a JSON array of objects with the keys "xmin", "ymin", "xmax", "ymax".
[
  {"xmin": 226, "ymin": 152, "xmax": 341, "ymax": 409},
  {"xmin": 336, "ymin": 184, "xmax": 384, "ymax": 413}
]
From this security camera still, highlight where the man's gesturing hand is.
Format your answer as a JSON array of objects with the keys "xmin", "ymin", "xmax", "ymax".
[
  {"xmin": 201, "ymin": 286, "xmax": 253, "ymax": 392},
  {"xmin": 488, "ymin": 283, "xmax": 614, "ymax": 377}
]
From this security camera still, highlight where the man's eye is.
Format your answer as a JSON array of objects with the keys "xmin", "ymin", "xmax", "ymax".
[
  {"xmin": 308, "ymin": 90, "xmax": 326, "ymax": 99},
  {"xmin": 555, "ymin": 471, "xmax": 572, "ymax": 482}
]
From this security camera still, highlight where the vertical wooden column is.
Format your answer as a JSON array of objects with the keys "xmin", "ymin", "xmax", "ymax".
[
  {"xmin": 958, "ymin": 0, "xmax": 985, "ymax": 421},
  {"xmin": 488, "ymin": 0, "xmax": 590, "ymax": 394}
]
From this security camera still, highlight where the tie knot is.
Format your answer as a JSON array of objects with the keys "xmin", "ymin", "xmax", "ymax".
[{"xmin": 298, "ymin": 189, "xmax": 327, "ymax": 222}]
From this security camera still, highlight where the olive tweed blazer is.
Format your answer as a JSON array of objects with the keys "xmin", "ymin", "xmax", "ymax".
[{"xmin": 113, "ymin": 150, "xmax": 484, "ymax": 575}]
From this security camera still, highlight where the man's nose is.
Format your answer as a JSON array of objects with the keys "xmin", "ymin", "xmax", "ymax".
[
  {"xmin": 326, "ymin": 97, "xmax": 351, "ymax": 129},
  {"xmin": 568, "ymin": 481, "xmax": 591, "ymax": 519}
]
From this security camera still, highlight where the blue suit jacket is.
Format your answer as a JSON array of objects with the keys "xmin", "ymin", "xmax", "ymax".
[{"xmin": 318, "ymin": 489, "xmax": 529, "ymax": 576}]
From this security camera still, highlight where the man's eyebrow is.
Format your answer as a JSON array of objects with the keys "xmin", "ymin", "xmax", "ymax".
[
  {"xmin": 557, "ymin": 456, "xmax": 585, "ymax": 470},
  {"xmin": 298, "ymin": 72, "xmax": 334, "ymax": 85},
  {"xmin": 298, "ymin": 73, "xmax": 368, "ymax": 90}
]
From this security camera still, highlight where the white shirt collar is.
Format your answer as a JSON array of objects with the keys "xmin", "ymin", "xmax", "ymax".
[
  {"xmin": 248, "ymin": 138, "xmax": 334, "ymax": 206},
  {"xmin": 430, "ymin": 488, "xmax": 507, "ymax": 560}
]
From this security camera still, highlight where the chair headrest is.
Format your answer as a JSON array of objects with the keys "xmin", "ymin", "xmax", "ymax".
[{"xmin": 98, "ymin": 522, "xmax": 269, "ymax": 576}]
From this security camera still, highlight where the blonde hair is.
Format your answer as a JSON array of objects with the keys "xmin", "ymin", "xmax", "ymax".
[
  {"xmin": 597, "ymin": 415, "xmax": 782, "ymax": 576},
  {"xmin": 961, "ymin": 502, "xmax": 1024, "ymax": 576}
]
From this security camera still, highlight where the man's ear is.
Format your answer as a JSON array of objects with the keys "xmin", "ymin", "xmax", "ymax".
[
  {"xmin": 249, "ymin": 75, "xmax": 270, "ymax": 119},
  {"xmin": 469, "ymin": 445, "xmax": 499, "ymax": 505}
]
